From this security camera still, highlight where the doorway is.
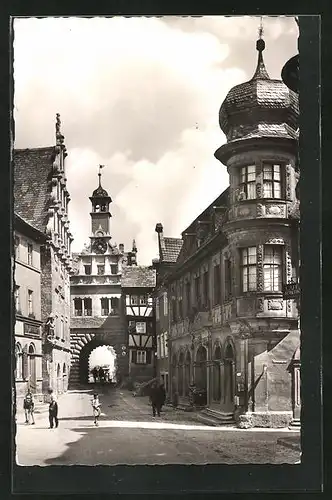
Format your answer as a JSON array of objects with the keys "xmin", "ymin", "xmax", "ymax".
[{"xmin": 224, "ymin": 343, "xmax": 235, "ymax": 411}]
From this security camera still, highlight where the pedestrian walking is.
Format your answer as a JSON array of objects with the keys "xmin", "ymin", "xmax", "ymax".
[
  {"xmin": 92, "ymin": 393, "xmax": 101, "ymax": 426},
  {"xmin": 150, "ymin": 382, "xmax": 165, "ymax": 417},
  {"xmin": 48, "ymin": 389, "xmax": 59, "ymax": 429},
  {"xmin": 23, "ymin": 389, "xmax": 35, "ymax": 425}
]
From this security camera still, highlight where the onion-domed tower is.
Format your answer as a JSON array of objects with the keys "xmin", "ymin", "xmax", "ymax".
[
  {"xmin": 214, "ymin": 30, "xmax": 300, "ymax": 428},
  {"xmin": 89, "ymin": 167, "xmax": 113, "ymax": 253}
]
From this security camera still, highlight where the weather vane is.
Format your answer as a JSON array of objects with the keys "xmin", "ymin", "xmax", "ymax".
[
  {"xmin": 98, "ymin": 165, "xmax": 105, "ymax": 185},
  {"xmin": 258, "ymin": 16, "xmax": 264, "ymax": 39}
]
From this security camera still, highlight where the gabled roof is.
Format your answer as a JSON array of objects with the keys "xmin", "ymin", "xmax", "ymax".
[
  {"xmin": 14, "ymin": 147, "xmax": 55, "ymax": 232},
  {"xmin": 14, "ymin": 212, "xmax": 48, "ymax": 241},
  {"xmin": 162, "ymin": 237, "xmax": 183, "ymax": 263},
  {"xmin": 121, "ymin": 266, "xmax": 156, "ymax": 288}
]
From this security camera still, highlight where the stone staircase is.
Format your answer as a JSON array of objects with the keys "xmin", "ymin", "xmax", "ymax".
[{"xmin": 196, "ymin": 407, "xmax": 235, "ymax": 426}]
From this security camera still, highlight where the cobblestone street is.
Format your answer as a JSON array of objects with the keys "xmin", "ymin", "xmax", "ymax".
[{"xmin": 15, "ymin": 387, "xmax": 301, "ymax": 466}]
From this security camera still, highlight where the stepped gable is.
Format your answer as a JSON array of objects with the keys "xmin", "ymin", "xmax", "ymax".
[{"xmin": 14, "ymin": 147, "xmax": 55, "ymax": 232}]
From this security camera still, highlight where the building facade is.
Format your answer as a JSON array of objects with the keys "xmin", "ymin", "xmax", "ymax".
[
  {"xmin": 122, "ymin": 265, "xmax": 156, "ymax": 383},
  {"xmin": 69, "ymin": 171, "xmax": 137, "ymax": 386},
  {"xmin": 14, "ymin": 114, "xmax": 75, "ymax": 397},
  {"xmin": 155, "ymin": 36, "xmax": 300, "ymax": 428},
  {"xmin": 14, "ymin": 214, "xmax": 47, "ymax": 402},
  {"xmin": 153, "ymin": 224, "xmax": 183, "ymax": 396}
]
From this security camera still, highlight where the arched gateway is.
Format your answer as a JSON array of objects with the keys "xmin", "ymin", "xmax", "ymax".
[{"xmin": 69, "ymin": 332, "xmax": 125, "ymax": 386}]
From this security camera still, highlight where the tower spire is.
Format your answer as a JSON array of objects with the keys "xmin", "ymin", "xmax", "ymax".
[{"xmin": 251, "ymin": 16, "xmax": 270, "ymax": 80}]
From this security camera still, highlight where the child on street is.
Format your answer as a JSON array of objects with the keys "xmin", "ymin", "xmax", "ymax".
[
  {"xmin": 23, "ymin": 389, "xmax": 35, "ymax": 425},
  {"xmin": 92, "ymin": 393, "xmax": 101, "ymax": 426}
]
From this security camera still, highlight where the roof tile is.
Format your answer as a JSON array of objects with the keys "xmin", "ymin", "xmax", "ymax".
[{"xmin": 121, "ymin": 266, "xmax": 156, "ymax": 288}]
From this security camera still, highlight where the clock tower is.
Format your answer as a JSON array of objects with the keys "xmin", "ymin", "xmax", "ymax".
[{"xmin": 89, "ymin": 166, "xmax": 112, "ymax": 254}]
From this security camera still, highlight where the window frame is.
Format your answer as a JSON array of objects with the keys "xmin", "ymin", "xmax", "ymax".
[
  {"xmin": 136, "ymin": 350, "xmax": 147, "ymax": 364},
  {"xmin": 136, "ymin": 321, "xmax": 146, "ymax": 334},
  {"xmin": 241, "ymin": 247, "xmax": 257, "ymax": 293},
  {"xmin": 27, "ymin": 289, "xmax": 34, "ymax": 317},
  {"xmin": 239, "ymin": 165, "xmax": 256, "ymax": 200},
  {"xmin": 83, "ymin": 297, "xmax": 92, "ymax": 316},
  {"xmin": 262, "ymin": 163, "xmax": 283, "ymax": 199},
  {"xmin": 74, "ymin": 298, "xmax": 83, "ymax": 316},
  {"xmin": 84, "ymin": 265, "xmax": 92, "ymax": 275},
  {"xmin": 263, "ymin": 245, "xmax": 283, "ymax": 292},
  {"xmin": 100, "ymin": 297, "xmax": 109, "ymax": 316}
]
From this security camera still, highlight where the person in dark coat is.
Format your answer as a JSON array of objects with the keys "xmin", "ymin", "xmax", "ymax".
[
  {"xmin": 48, "ymin": 388, "xmax": 58, "ymax": 429},
  {"xmin": 150, "ymin": 382, "xmax": 166, "ymax": 417},
  {"xmin": 92, "ymin": 366, "xmax": 98, "ymax": 384}
]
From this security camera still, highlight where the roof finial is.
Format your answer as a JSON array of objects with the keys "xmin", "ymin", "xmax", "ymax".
[
  {"xmin": 252, "ymin": 16, "xmax": 269, "ymax": 80},
  {"xmin": 55, "ymin": 113, "xmax": 64, "ymax": 146},
  {"xmin": 98, "ymin": 165, "xmax": 105, "ymax": 187}
]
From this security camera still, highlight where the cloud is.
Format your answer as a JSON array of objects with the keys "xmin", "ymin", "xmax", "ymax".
[{"xmin": 13, "ymin": 16, "xmax": 298, "ymax": 264}]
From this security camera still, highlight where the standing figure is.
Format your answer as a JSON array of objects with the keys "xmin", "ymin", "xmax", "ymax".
[
  {"xmin": 92, "ymin": 366, "xmax": 98, "ymax": 384},
  {"xmin": 23, "ymin": 389, "xmax": 35, "ymax": 425},
  {"xmin": 92, "ymin": 393, "xmax": 101, "ymax": 426},
  {"xmin": 48, "ymin": 389, "xmax": 58, "ymax": 429},
  {"xmin": 150, "ymin": 382, "xmax": 166, "ymax": 417}
]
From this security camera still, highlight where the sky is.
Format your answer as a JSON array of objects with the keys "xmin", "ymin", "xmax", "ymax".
[{"xmin": 13, "ymin": 16, "xmax": 298, "ymax": 265}]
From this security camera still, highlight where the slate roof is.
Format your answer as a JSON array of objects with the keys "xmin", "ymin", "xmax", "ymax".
[
  {"xmin": 14, "ymin": 147, "xmax": 55, "ymax": 232},
  {"xmin": 161, "ymin": 237, "xmax": 183, "ymax": 263},
  {"xmin": 219, "ymin": 40, "xmax": 299, "ymax": 143},
  {"xmin": 121, "ymin": 266, "xmax": 156, "ymax": 288}
]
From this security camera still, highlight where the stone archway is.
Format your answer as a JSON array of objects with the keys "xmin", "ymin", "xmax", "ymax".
[
  {"xmin": 195, "ymin": 345, "xmax": 207, "ymax": 391},
  {"xmin": 178, "ymin": 351, "xmax": 185, "ymax": 397},
  {"xmin": 213, "ymin": 345, "xmax": 222, "ymax": 402},
  {"xmin": 224, "ymin": 341, "xmax": 235, "ymax": 411},
  {"xmin": 184, "ymin": 350, "xmax": 191, "ymax": 396},
  {"xmin": 79, "ymin": 338, "xmax": 117, "ymax": 385}
]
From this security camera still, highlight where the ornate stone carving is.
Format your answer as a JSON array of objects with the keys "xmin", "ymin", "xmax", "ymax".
[
  {"xmin": 257, "ymin": 245, "xmax": 264, "ymax": 291},
  {"xmin": 256, "ymin": 182, "xmax": 262, "ymax": 199},
  {"xmin": 266, "ymin": 205, "xmax": 283, "ymax": 216},
  {"xmin": 265, "ymin": 237, "xmax": 284, "ymax": 245},
  {"xmin": 287, "ymin": 300, "xmax": 292, "ymax": 314},
  {"xmin": 285, "ymin": 245, "xmax": 293, "ymax": 284},
  {"xmin": 256, "ymin": 203, "xmax": 264, "ymax": 217},
  {"xmin": 237, "ymin": 206, "xmax": 251, "ymax": 217},
  {"xmin": 267, "ymin": 299, "xmax": 284, "ymax": 310},
  {"xmin": 286, "ymin": 164, "xmax": 292, "ymax": 201},
  {"xmin": 257, "ymin": 297, "xmax": 264, "ymax": 313}
]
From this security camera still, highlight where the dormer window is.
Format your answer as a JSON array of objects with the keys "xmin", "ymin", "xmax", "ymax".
[
  {"xmin": 240, "ymin": 165, "xmax": 256, "ymax": 200},
  {"xmin": 263, "ymin": 164, "xmax": 282, "ymax": 199}
]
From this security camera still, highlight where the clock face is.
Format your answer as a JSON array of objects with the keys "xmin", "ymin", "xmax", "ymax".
[{"xmin": 93, "ymin": 238, "xmax": 107, "ymax": 254}]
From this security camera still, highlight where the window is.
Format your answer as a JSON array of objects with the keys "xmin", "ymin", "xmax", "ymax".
[
  {"xmin": 263, "ymin": 245, "xmax": 282, "ymax": 291},
  {"xmin": 157, "ymin": 335, "xmax": 161, "ymax": 358},
  {"xmin": 241, "ymin": 247, "xmax": 257, "ymax": 292},
  {"xmin": 203, "ymin": 271, "xmax": 209, "ymax": 307},
  {"xmin": 101, "ymin": 298, "xmax": 109, "ymax": 316},
  {"xmin": 14, "ymin": 236, "xmax": 20, "ymax": 259},
  {"xmin": 27, "ymin": 243, "xmax": 33, "ymax": 266},
  {"xmin": 136, "ymin": 322, "xmax": 146, "ymax": 334},
  {"xmin": 128, "ymin": 320, "xmax": 136, "ymax": 334},
  {"xmin": 156, "ymin": 298, "xmax": 160, "ymax": 321},
  {"xmin": 15, "ymin": 343, "xmax": 23, "ymax": 379},
  {"xmin": 163, "ymin": 293, "xmax": 168, "ymax": 316},
  {"xmin": 194, "ymin": 275, "xmax": 201, "ymax": 307},
  {"xmin": 137, "ymin": 350, "xmax": 147, "ymax": 364},
  {"xmin": 130, "ymin": 295, "xmax": 138, "ymax": 305},
  {"xmin": 213, "ymin": 265, "xmax": 221, "ymax": 305},
  {"xmin": 28, "ymin": 290, "xmax": 34, "ymax": 317},
  {"xmin": 131, "ymin": 350, "xmax": 137, "ymax": 363},
  {"xmin": 15, "ymin": 285, "xmax": 20, "ymax": 313},
  {"xmin": 263, "ymin": 164, "xmax": 282, "ymax": 199},
  {"xmin": 146, "ymin": 350, "xmax": 152, "ymax": 364},
  {"xmin": 160, "ymin": 333, "xmax": 165, "ymax": 358},
  {"xmin": 178, "ymin": 297, "xmax": 183, "ymax": 319},
  {"xmin": 84, "ymin": 265, "xmax": 91, "ymax": 275},
  {"xmin": 225, "ymin": 259, "xmax": 232, "ymax": 300},
  {"xmin": 185, "ymin": 282, "xmax": 191, "ymax": 313},
  {"xmin": 164, "ymin": 332, "xmax": 168, "ymax": 357},
  {"xmin": 240, "ymin": 165, "xmax": 256, "ymax": 200},
  {"xmin": 97, "ymin": 265, "xmax": 105, "ymax": 275},
  {"xmin": 111, "ymin": 265, "xmax": 118, "ymax": 274},
  {"xmin": 74, "ymin": 298, "xmax": 82, "ymax": 316},
  {"xmin": 110, "ymin": 297, "xmax": 119, "ymax": 314},
  {"xmin": 139, "ymin": 295, "xmax": 148, "ymax": 305},
  {"xmin": 171, "ymin": 299, "xmax": 177, "ymax": 323},
  {"xmin": 83, "ymin": 298, "xmax": 92, "ymax": 316}
]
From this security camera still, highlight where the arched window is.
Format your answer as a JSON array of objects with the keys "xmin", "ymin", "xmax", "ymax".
[
  {"xmin": 15, "ymin": 343, "xmax": 23, "ymax": 380},
  {"xmin": 28, "ymin": 343, "xmax": 36, "ymax": 391}
]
